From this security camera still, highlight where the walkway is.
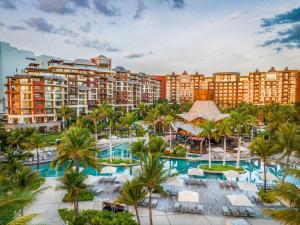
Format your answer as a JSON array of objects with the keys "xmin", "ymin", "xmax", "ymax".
[{"xmin": 25, "ymin": 178, "xmax": 280, "ymax": 225}]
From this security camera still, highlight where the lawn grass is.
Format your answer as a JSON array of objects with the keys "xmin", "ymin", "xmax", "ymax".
[
  {"xmin": 62, "ymin": 190, "xmax": 94, "ymax": 202},
  {"xmin": 42, "ymin": 132, "xmax": 62, "ymax": 145},
  {"xmin": 99, "ymin": 158, "xmax": 138, "ymax": 165},
  {"xmin": 199, "ymin": 164, "xmax": 244, "ymax": 172}
]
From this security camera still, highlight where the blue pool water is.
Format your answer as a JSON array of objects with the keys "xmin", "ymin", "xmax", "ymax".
[{"xmin": 32, "ymin": 143, "xmax": 300, "ymax": 185}]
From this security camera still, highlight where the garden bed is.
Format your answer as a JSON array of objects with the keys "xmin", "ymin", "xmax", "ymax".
[
  {"xmin": 99, "ymin": 158, "xmax": 140, "ymax": 167},
  {"xmin": 199, "ymin": 164, "xmax": 245, "ymax": 173},
  {"xmin": 62, "ymin": 190, "xmax": 94, "ymax": 202}
]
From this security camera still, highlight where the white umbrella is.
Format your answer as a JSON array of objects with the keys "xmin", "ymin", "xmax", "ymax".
[
  {"xmin": 165, "ymin": 177, "xmax": 184, "ymax": 187},
  {"xmin": 101, "ymin": 166, "xmax": 117, "ymax": 174},
  {"xmin": 178, "ymin": 191, "xmax": 199, "ymax": 203},
  {"xmin": 223, "ymin": 170, "xmax": 240, "ymax": 180},
  {"xmin": 111, "ymin": 135, "xmax": 119, "ymax": 139},
  {"xmin": 72, "ymin": 166, "xmax": 84, "ymax": 173},
  {"xmin": 85, "ymin": 175, "xmax": 100, "ymax": 185},
  {"xmin": 237, "ymin": 182, "xmax": 259, "ymax": 193},
  {"xmin": 115, "ymin": 174, "xmax": 133, "ymax": 183},
  {"xmin": 98, "ymin": 138, "xmax": 110, "ymax": 144},
  {"xmin": 259, "ymin": 172, "xmax": 278, "ymax": 182},
  {"xmin": 212, "ymin": 147, "xmax": 224, "ymax": 153},
  {"xmin": 227, "ymin": 195, "xmax": 253, "ymax": 207},
  {"xmin": 188, "ymin": 168, "xmax": 204, "ymax": 176}
]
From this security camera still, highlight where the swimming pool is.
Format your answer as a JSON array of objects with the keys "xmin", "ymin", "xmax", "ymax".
[{"xmin": 32, "ymin": 143, "xmax": 300, "ymax": 185}]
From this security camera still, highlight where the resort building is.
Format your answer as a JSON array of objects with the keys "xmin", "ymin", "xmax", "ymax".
[{"xmin": 163, "ymin": 68, "xmax": 300, "ymax": 107}]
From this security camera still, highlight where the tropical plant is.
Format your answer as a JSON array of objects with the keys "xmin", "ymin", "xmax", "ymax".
[
  {"xmin": 85, "ymin": 108, "xmax": 103, "ymax": 141},
  {"xmin": 162, "ymin": 115, "xmax": 174, "ymax": 148},
  {"xmin": 57, "ymin": 171, "xmax": 88, "ymax": 221},
  {"xmin": 216, "ymin": 118, "xmax": 232, "ymax": 166},
  {"xmin": 148, "ymin": 135, "xmax": 167, "ymax": 154},
  {"xmin": 120, "ymin": 111, "xmax": 137, "ymax": 162},
  {"xmin": 138, "ymin": 153, "xmax": 170, "ymax": 225},
  {"xmin": 51, "ymin": 126, "xmax": 99, "ymax": 173},
  {"xmin": 229, "ymin": 111, "xmax": 251, "ymax": 168},
  {"xmin": 117, "ymin": 178, "xmax": 147, "ymax": 225},
  {"xmin": 23, "ymin": 131, "xmax": 45, "ymax": 172},
  {"xmin": 274, "ymin": 123, "xmax": 300, "ymax": 184},
  {"xmin": 7, "ymin": 129, "xmax": 24, "ymax": 149},
  {"xmin": 144, "ymin": 108, "xmax": 159, "ymax": 135},
  {"xmin": 59, "ymin": 105, "xmax": 74, "ymax": 129},
  {"xmin": 249, "ymin": 137, "xmax": 277, "ymax": 192},
  {"xmin": 199, "ymin": 120, "xmax": 219, "ymax": 169},
  {"xmin": 137, "ymin": 102, "xmax": 147, "ymax": 119}
]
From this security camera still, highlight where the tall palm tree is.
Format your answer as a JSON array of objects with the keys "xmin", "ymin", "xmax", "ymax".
[
  {"xmin": 238, "ymin": 103, "xmax": 258, "ymax": 140},
  {"xmin": 275, "ymin": 123, "xmax": 300, "ymax": 184},
  {"xmin": 23, "ymin": 131, "xmax": 45, "ymax": 172},
  {"xmin": 57, "ymin": 171, "xmax": 87, "ymax": 221},
  {"xmin": 85, "ymin": 108, "xmax": 103, "ymax": 141},
  {"xmin": 144, "ymin": 108, "xmax": 159, "ymax": 136},
  {"xmin": 216, "ymin": 118, "xmax": 232, "ymax": 166},
  {"xmin": 120, "ymin": 111, "xmax": 137, "ymax": 163},
  {"xmin": 199, "ymin": 120, "xmax": 219, "ymax": 169},
  {"xmin": 138, "ymin": 153, "xmax": 170, "ymax": 225},
  {"xmin": 7, "ymin": 129, "xmax": 24, "ymax": 149},
  {"xmin": 59, "ymin": 105, "xmax": 74, "ymax": 129},
  {"xmin": 137, "ymin": 102, "xmax": 147, "ymax": 119},
  {"xmin": 117, "ymin": 178, "xmax": 147, "ymax": 225},
  {"xmin": 249, "ymin": 137, "xmax": 277, "ymax": 192},
  {"xmin": 229, "ymin": 111, "xmax": 251, "ymax": 168},
  {"xmin": 51, "ymin": 127, "xmax": 99, "ymax": 173},
  {"xmin": 147, "ymin": 135, "xmax": 167, "ymax": 154},
  {"xmin": 163, "ymin": 115, "xmax": 174, "ymax": 148},
  {"xmin": 264, "ymin": 168, "xmax": 300, "ymax": 225}
]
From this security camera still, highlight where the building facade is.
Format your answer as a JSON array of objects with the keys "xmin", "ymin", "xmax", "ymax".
[{"xmin": 164, "ymin": 68, "xmax": 300, "ymax": 108}]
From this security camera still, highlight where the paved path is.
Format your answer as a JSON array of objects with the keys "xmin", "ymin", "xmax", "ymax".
[{"xmin": 25, "ymin": 178, "xmax": 280, "ymax": 225}]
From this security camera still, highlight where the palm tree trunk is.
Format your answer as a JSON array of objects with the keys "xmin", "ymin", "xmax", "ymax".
[
  {"xmin": 251, "ymin": 126, "xmax": 254, "ymax": 141},
  {"xmin": 134, "ymin": 205, "xmax": 141, "ymax": 225},
  {"xmin": 21, "ymin": 208, "xmax": 24, "ymax": 216},
  {"xmin": 281, "ymin": 154, "xmax": 290, "ymax": 184},
  {"xmin": 36, "ymin": 147, "xmax": 40, "ymax": 172},
  {"xmin": 76, "ymin": 161, "xmax": 79, "ymax": 173},
  {"xmin": 148, "ymin": 191, "xmax": 153, "ymax": 225},
  {"xmin": 263, "ymin": 161, "xmax": 267, "ymax": 192},
  {"xmin": 129, "ymin": 126, "xmax": 132, "ymax": 163},
  {"xmin": 94, "ymin": 120, "xmax": 98, "ymax": 141},
  {"xmin": 109, "ymin": 124, "xmax": 113, "ymax": 163},
  {"xmin": 169, "ymin": 127, "xmax": 172, "ymax": 148},
  {"xmin": 73, "ymin": 196, "xmax": 79, "ymax": 221},
  {"xmin": 62, "ymin": 117, "xmax": 65, "ymax": 129},
  {"xmin": 236, "ymin": 136, "xmax": 241, "ymax": 169},
  {"xmin": 223, "ymin": 136, "xmax": 227, "ymax": 166},
  {"xmin": 208, "ymin": 138, "xmax": 212, "ymax": 169}
]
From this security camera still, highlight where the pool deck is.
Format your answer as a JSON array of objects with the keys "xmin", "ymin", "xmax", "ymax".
[{"xmin": 24, "ymin": 178, "xmax": 281, "ymax": 225}]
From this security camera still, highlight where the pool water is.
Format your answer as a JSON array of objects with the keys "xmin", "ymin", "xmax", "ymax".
[{"xmin": 32, "ymin": 143, "xmax": 300, "ymax": 185}]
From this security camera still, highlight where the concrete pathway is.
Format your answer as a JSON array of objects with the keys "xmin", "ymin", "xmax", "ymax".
[{"xmin": 25, "ymin": 178, "xmax": 280, "ymax": 225}]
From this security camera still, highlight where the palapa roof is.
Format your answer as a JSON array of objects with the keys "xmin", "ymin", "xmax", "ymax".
[{"xmin": 177, "ymin": 100, "xmax": 229, "ymax": 122}]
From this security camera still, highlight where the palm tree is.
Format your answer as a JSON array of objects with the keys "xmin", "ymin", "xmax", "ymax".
[
  {"xmin": 229, "ymin": 111, "xmax": 251, "ymax": 168},
  {"xmin": 23, "ymin": 131, "xmax": 45, "ymax": 172},
  {"xmin": 59, "ymin": 105, "xmax": 74, "ymax": 129},
  {"xmin": 238, "ymin": 103, "xmax": 258, "ymax": 140},
  {"xmin": 144, "ymin": 108, "xmax": 159, "ymax": 135},
  {"xmin": 249, "ymin": 137, "xmax": 277, "ymax": 192},
  {"xmin": 99, "ymin": 103, "xmax": 116, "ymax": 163},
  {"xmin": 138, "ymin": 153, "xmax": 170, "ymax": 225},
  {"xmin": 117, "ymin": 178, "xmax": 147, "ymax": 225},
  {"xmin": 217, "ymin": 118, "xmax": 232, "ymax": 166},
  {"xmin": 264, "ymin": 168, "xmax": 300, "ymax": 225},
  {"xmin": 137, "ymin": 102, "xmax": 147, "ymax": 119},
  {"xmin": 51, "ymin": 126, "xmax": 99, "ymax": 173},
  {"xmin": 275, "ymin": 123, "xmax": 300, "ymax": 184},
  {"xmin": 131, "ymin": 139, "xmax": 148, "ymax": 159},
  {"xmin": 57, "ymin": 170, "xmax": 87, "ymax": 221},
  {"xmin": 148, "ymin": 135, "xmax": 167, "ymax": 154},
  {"xmin": 7, "ymin": 129, "xmax": 24, "ymax": 149},
  {"xmin": 85, "ymin": 108, "xmax": 103, "ymax": 141},
  {"xmin": 163, "ymin": 115, "xmax": 174, "ymax": 148},
  {"xmin": 199, "ymin": 120, "xmax": 219, "ymax": 169},
  {"xmin": 120, "ymin": 111, "xmax": 137, "ymax": 163}
]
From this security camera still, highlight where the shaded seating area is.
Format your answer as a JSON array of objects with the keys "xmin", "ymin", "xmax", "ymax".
[
  {"xmin": 102, "ymin": 200, "xmax": 128, "ymax": 213},
  {"xmin": 222, "ymin": 195, "xmax": 256, "ymax": 217},
  {"xmin": 173, "ymin": 191, "xmax": 203, "ymax": 214}
]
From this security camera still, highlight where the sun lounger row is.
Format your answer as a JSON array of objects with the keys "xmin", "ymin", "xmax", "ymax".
[
  {"xmin": 139, "ymin": 198, "xmax": 159, "ymax": 208},
  {"xmin": 174, "ymin": 202, "xmax": 203, "ymax": 214},
  {"xmin": 103, "ymin": 201, "xmax": 128, "ymax": 213},
  {"xmin": 222, "ymin": 206, "xmax": 255, "ymax": 217},
  {"xmin": 219, "ymin": 181, "xmax": 238, "ymax": 189},
  {"xmin": 165, "ymin": 189, "xmax": 178, "ymax": 196},
  {"xmin": 256, "ymin": 183, "xmax": 276, "ymax": 190},
  {"xmin": 184, "ymin": 179, "xmax": 207, "ymax": 186},
  {"xmin": 99, "ymin": 177, "xmax": 116, "ymax": 183},
  {"xmin": 91, "ymin": 186, "xmax": 104, "ymax": 194},
  {"xmin": 248, "ymin": 195, "xmax": 261, "ymax": 204}
]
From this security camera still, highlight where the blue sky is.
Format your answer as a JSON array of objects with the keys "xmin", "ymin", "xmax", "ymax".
[{"xmin": 0, "ymin": 0, "xmax": 300, "ymax": 75}]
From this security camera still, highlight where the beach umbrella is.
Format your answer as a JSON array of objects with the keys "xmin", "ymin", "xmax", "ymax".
[
  {"xmin": 98, "ymin": 138, "xmax": 110, "ymax": 144},
  {"xmin": 188, "ymin": 168, "xmax": 204, "ymax": 177},
  {"xmin": 237, "ymin": 182, "xmax": 259, "ymax": 193},
  {"xmin": 223, "ymin": 170, "xmax": 240, "ymax": 180},
  {"xmin": 164, "ymin": 177, "xmax": 184, "ymax": 187},
  {"xmin": 115, "ymin": 174, "xmax": 133, "ymax": 183},
  {"xmin": 178, "ymin": 191, "xmax": 199, "ymax": 203},
  {"xmin": 227, "ymin": 194, "xmax": 253, "ymax": 207},
  {"xmin": 101, "ymin": 166, "xmax": 117, "ymax": 174}
]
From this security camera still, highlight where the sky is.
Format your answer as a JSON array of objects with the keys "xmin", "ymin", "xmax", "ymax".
[{"xmin": 0, "ymin": 0, "xmax": 300, "ymax": 75}]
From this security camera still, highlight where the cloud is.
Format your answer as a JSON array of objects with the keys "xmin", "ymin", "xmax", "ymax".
[
  {"xmin": 80, "ymin": 21, "xmax": 91, "ymax": 33},
  {"xmin": 24, "ymin": 17, "xmax": 55, "ymax": 33},
  {"xmin": 162, "ymin": 0, "xmax": 185, "ymax": 9},
  {"xmin": 124, "ymin": 53, "xmax": 144, "ymax": 59},
  {"xmin": 0, "ymin": 22, "xmax": 5, "ymax": 27},
  {"xmin": 7, "ymin": 25, "xmax": 26, "ymax": 31},
  {"xmin": 65, "ymin": 38, "xmax": 120, "ymax": 52},
  {"xmin": 93, "ymin": 0, "xmax": 121, "ymax": 17},
  {"xmin": 24, "ymin": 17, "xmax": 77, "ymax": 37},
  {"xmin": 261, "ymin": 23, "xmax": 300, "ymax": 49},
  {"xmin": 261, "ymin": 6, "xmax": 300, "ymax": 27},
  {"xmin": 134, "ymin": 1, "xmax": 146, "ymax": 20},
  {"xmin": 0, "ymin": 0, "xmax": 18, "ymax": 10},
  {"xmin": 36, "ymin": 0, "xmax": 89, "ymax": 15}
]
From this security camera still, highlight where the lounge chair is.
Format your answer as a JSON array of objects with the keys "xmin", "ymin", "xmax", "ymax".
[
  {"xmin": 239, "ymin": 208, "xmax": 248, "ymax": 217},
  {"xmin": 245, "ymin": 207, "xmax": 255, "ymax": 217},
  {"xmin": 182, "ymin": 204, "xmax": 187, "ymax": 213},
  {"xmin": 196, "ymin": 204, "xmax": 203, "ymax": 214},
  {"xmin": 174, "ymin": 202, "xmax": 181, "ymax": 212},
  {"xmin": 230, "ymin": 207, "xmax": 239, "ymax": 217},
  {"xmin": 222, "ymin": 206, "xmax": 231, "ymax": 216}
]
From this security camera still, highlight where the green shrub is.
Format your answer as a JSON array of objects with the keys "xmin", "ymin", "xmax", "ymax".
[
  {"xmin": 99, "ymin": 158, "xmax": 137, "ymax": 165},
  {"xmin": 199, "ymin": 164, "xmax": 244, "ymax": 172},
  {"xmin": 63, "ymin": 191, "xmax": 94, "ymax": 202},
  {"xmin": 171, "ymin": 145, "xmax": 186, "ymax": 158},
  {"xmin": 58, "ymin": 208, "xmax": 138, "ymax": 225},
  {"xmin": 258, "ymin": 189, "xmax": 276, "ymax": 203}
]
